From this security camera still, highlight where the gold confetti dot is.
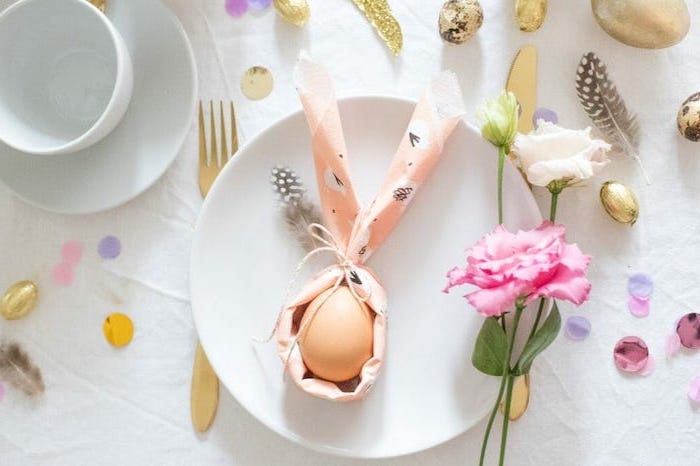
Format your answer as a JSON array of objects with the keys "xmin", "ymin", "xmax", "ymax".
[
  {"xmin": 241, "ymin": 66, "xmax": 274, "ymax": 101},
  {"xmin": 1, "ymin": 280, "xmax": 38, "ymax": 320},
  {"xmin": 103, "ymin": 312, "xmax": 134, "ymax": 347}
]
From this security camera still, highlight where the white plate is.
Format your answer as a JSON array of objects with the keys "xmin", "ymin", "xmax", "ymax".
[
  {"xmin": 0, "ymin": 0, "xmax": 196, "ymax": 214},
  {"xmin": 191, "ymin": 96, "xmax": 543, "ymax": 458}
]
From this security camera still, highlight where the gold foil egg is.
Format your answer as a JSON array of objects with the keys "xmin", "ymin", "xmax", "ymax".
[
  {"xmin": 600, "ymin": 181, "xmax": 639, "ymax": 225},
  {"xmin": 273, "ymin": 0, "xmax": 310, "ymax": 27},
  {"xmin": 298, "ymin": 286, "xmax": 374, "ymax": 382},
  {"xmin": 438, "ymin": 0, "xmax": 483, "ymax": 45},
  {"xmin": 677, "ymin": 92, "xmax": 700, "ymax": 142},
  {"xmin": 591, "ymin": 0, "xmax": 690, "ymax": 49},
  {"xmin": 1, "ymin": 280, "xmax": 38, "ymax": 320},
  {"xmin": 516, "ymin": 0, "xmax": 547, "ymax": 32}
]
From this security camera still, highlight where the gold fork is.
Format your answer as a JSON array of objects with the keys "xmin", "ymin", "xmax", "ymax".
[{"xmin": 191, "ymin": 100, "xmax": 238, "ymax": 433}]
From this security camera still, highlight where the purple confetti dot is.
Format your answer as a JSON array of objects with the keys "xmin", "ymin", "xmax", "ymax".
[
  {"xmin": 628, "ymin": 295, "xmax": 650, "ymax": 318},
  {"xmin": 533, "ymin": 107, "xmax": 558, "ymax": 127},
  {"xmin": 98, "ymin": 236, "xmax": 121, "ymax": 259},
  {"xmin": 225, "ymin": 0, "xmax": 248, "ymax": 16},
  {"xmin": 565, "ymin": 315, "xmax": 591, "ymax": 340},
  {"xmin": 628, "ymin": 273, "xmax": 653, "ymax": 298},
  {"xmin": 248, "ymin": 0, "xmax": 272, "ymax": 9}
]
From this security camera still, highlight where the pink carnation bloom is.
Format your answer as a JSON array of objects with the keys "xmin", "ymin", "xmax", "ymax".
[{"xmin": 444, "ymin": 222, "xmax": 591, "ymax": 317}]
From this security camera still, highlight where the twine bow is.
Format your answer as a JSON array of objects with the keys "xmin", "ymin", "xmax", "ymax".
[{"xmin": 254, "ymin": 223, "xmax": 373, "ymax": 354}]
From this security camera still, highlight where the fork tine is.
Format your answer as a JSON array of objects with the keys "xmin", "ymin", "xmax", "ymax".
[
  {"xmin": 198, "ymin": 101, "xmax": 206, "ymax": 168},
  {"xmin": 209, "ymin": 101, "xmax": 217, "ymax": 167},
  {"xmin": 230, "ymin": 101, "xmax": 238, "ymax": 157},
  {"xmin": 220, "ymin": 101, "xmax": 228, "ymax": 165}
]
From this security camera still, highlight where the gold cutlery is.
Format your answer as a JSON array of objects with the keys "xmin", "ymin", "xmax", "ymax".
[
  {"xmin": 191, "ymin": 100, "xmax": 238, "ymax": 433},
  {"xmin": 88, "ymin": 0, "xmax": 106, "ymax": 13},
  {"xmin": 506, "ymin": 45, "xmax": 538, "ymax": 135},
  {"xmin": 502, "ymin": 48, "xmax": 538, "ymax": 420}
]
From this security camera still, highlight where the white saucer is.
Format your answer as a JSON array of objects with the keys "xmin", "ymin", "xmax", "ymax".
[
  {"xmin": 0, "ymin": 0, "xmax": 196, "ymax": 214},
  {"xmin": 190, "ymin": 96, "xmax": 543, "ymax": 458}
]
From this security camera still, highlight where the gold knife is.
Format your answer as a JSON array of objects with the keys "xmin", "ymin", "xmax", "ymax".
[
  {"xmin": 191, "ymin": 342, "xmax": 219, "ymax": 432},
  {"xmin": 506, "ymin": 45, "xmax": 538, "ymax": 135},
  {"xmin": 503, "ymin": 48, "xmax": 537, "ymax": 420}
]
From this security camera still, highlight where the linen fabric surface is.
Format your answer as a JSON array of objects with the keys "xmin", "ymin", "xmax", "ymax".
[{"xmin": 1, "ymin": 0, "xmax": 700, "ymax": 464}]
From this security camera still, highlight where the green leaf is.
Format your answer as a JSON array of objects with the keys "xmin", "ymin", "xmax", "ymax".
[
  {"xmin": 514, "ymin": 302, "xmax": 561, "ymax": 376},
  {"xmin": 471, "ymin": 317, "xmax": 508, "ymax": 376}
]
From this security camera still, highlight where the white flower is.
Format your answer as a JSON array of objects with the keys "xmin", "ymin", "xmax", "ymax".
[
  {"xmin": 477, "ymin": 91, "xmax": 519, "ymax": 148},
  {"xmin": 512, "ymin": 121, "xmax": 611, "ymax": 188}
]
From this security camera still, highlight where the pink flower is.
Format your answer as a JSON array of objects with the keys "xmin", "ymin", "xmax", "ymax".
[{"xmin": 444, "ymin": 222, "xmax": 591, "ymax": 317}]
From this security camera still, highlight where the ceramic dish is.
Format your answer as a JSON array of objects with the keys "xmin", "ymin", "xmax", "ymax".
[
  {"xmin": 0, "ymin": 0, "xmax": 196, "ymax": 213},
  {"xmin": 190, "ymin": 96, "xmax": 543, "ymax": 458}
]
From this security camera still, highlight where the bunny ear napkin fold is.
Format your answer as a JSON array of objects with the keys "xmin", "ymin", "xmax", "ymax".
[{"xmin": 274, "ymin": 54, "xmax": 465, "ymax": 401}]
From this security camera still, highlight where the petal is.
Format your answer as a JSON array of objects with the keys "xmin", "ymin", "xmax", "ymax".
[
  {"xmin": 534, "ymin": 266, "xmax": 592, "ymax": 305},
  {"xmin": 466, "ymin": 280, "xmax": 524, "ymax": 317},
  {"xmin": 443, "ymin": 266, "xmax": 470, "ymax": 293}
]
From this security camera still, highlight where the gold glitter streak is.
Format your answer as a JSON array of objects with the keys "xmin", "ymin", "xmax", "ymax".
[{"xmin": 351, "ymin": 0, "xmax": 403, "ymax": 56}]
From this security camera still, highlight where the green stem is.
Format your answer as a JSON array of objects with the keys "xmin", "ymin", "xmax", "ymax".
[
  {"xmin": 499, "ymin": 304, "xmax": 524, "ymax": 466},
  {"xmin": 497, "ymin": 146, "xmax": 506, "ymax": 224},
  {"xmin": 478, "ymin": 369, "xmax": 508, "ymax": 466},
  {"xmin": 549, "ymin": 191, "xmax": 559, "ymax": 222},
  {"xmin": 528, "ymin": 191, "xmax": 560, "ymax": 341}
]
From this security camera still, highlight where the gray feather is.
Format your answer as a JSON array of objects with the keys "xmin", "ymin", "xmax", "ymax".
[
  {"xmin": 271, "ymin": 166, "xmax": 324, "ymax": 252},
  {"xmin": 576, "ymin": 52, "xmax": 648, "ymax": 181},
  {"xmin": 0, "ymin": 342, "xmax": 45, "ymax": 397}
]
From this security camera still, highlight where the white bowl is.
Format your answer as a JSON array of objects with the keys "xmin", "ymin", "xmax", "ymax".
[{"xmin": 0, "ymin": 0, "xmax": 133, "ymax": 155}]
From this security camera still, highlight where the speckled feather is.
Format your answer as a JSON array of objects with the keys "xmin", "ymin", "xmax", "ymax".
[
  {"xmin": 575, "ymin": 53, "xmax": 639, "ymax": 154},
  {"xmin": 271, "ymin": 166, "xmax": 324, "ymax": 252}
]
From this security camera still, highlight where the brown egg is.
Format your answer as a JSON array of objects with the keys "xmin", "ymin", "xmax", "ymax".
[{"xmin": 298, "ymin": 286, "xmax": 374, "ymax": 382}]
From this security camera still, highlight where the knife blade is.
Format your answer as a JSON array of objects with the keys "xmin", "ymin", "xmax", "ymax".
[{"xmin": 506, "ymin": 45, "xmax": 538, "ymax": 134}]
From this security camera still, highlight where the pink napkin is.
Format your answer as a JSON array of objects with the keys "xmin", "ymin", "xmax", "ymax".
[{"xmin": 276, "ymin": 54, "xmax": 465, "ymax": 401}]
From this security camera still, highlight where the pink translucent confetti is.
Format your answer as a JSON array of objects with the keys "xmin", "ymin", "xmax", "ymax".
[
  {"xmin": 666, "ymin": 333, "xmax": 681, "ymax": 357},
  {"xmin": 225, "ymin": 0, "xmax": 248, "ymax": 16},
  {"xmin": 688, "ymin": 376, "xmax": 700, "ymax": 403},
  {"xmin": 0, "ymin": 383, "xmax": 4, "ymax": 401},
  {"xmin": 628, "ymin": 295, "xmax": 650, "ymax": 318},
  {"xmin": 61, "ymin": 240, "xmax": 83, "ymax": 266},
  {"xmin": 53, "ymin": 262, "xmax": 75, "ymax": 287},
  {"xmin": 639, "ymin": 355, "xmax": 655, "ymax": 376},
  {"xmin": 614, "ymin": 336, "xmax": 649, "ymax": 373}
]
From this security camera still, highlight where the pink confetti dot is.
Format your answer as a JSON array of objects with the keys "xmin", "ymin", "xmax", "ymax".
[
  {"xmin": 614, "ymin": 336, "xmax": 649, "ymax": 373},
  {"xmin": 53, "ymin": 262, "xmax": 75, "ymax": 287},
  {"xmin": 0, "ymin": 383, "xmax": 4, "ymax": 401},
  {"xmin": 666, "ymin": 333, "xmax": 681, "ymax": 357},
  {"xmin": 628, "ymin": 295, "xmax": 650, "ymax": 318},
  {"xmin": 61, "ymin": 240, "xmax": 83, "ymax": 266},
  {"xmin": 225, "ymin": 0, "xmax": 248, "ymax": 16},
  {"xmin": 689, "ymin": 376, "xmax": 700, "ymax": 403},
  {"xmin": 639, "ymin": 355, "xmax": 655, "ymax": 376}
]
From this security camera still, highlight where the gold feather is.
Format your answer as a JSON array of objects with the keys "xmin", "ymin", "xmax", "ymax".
[
  {"xmin": 0, "ymin": 342, "xmax": 45, "ymax": 397},
  {"xmin": 575, "ymin": 52, "xmax": 649, "ymax": 183}
]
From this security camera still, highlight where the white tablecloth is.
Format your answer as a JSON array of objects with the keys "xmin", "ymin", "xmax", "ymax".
[{"xmin": 2, "ymin": 0, "xmax": 700, "ymax": 464}]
